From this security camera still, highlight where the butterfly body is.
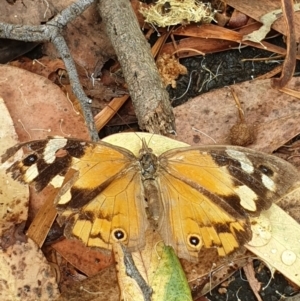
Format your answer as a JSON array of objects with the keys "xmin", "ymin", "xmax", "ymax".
[{"xmin": 2, "ymin": 133, "xmax": 299, "ymax": 262}]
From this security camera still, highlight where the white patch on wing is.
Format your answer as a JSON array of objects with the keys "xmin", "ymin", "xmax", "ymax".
[
  {"xmin": 44, "ymin": 138, "xmax": 68, "ymax": 164},
  {"xmin": 262, "ymin": 174, "xmax": 276, "ymax": 191},
  {"xmin": 24, "ymin": 164, "xmax": 39, "ymax": 182},
  {"xmin": 234, "ymin": 185, "xmax": 257, "ymax": 211},
  {"xmin": 226, "ymin": 149, "xmax": 254, "ymax": 174},
  {"xmin": 50, "ymin": 174, "xmax": 65, "ymax": 188},
  {"xmin": 58, "ymin": 189, "xmax": 72, "ymax": 205}
]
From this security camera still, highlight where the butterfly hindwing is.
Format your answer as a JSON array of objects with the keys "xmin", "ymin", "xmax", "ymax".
[
  {"xmin": 58, "ymin": 169, "xmax": 147, "ymax": 251},
  {"xmin": 157, "ymin": 172, "xmax": 251, "ymax": 261}
]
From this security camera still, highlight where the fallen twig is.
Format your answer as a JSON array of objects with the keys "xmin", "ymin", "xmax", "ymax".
[{"xmin": 98, "ymin": 0, "xmax": 175, "ymax": 135}]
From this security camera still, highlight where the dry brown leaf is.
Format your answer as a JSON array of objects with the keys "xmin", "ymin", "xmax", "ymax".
[
  {"xmin": 0, "ymin": 238, "xmax": 59, "ymax": 301},
  {"xmin": 174, "ymin": 23, "xmax": 243, "ymax": 41},
  {"xmin": 0, "ymin": 97, "xmax": 28, "ymax": 236},
  {"xmin": 0, "ymin": 64, "xmax": 89, "ymax": 142},
  {"xmin": 0, "ymin": 0, "xmax": 51, "ymax": 24},
  {"xmin": 228, "ymin": 9, "xmax": 249, "ymax": 28},
  {"xmin": 51, "ymin": 239, "xmax": 113, "ymax": 277},
  {"xmin": 271, "ymin": 0, "xmax": 297, "ymax": 89},
  {"xmin": 161, "ymin": 36, "xmax": 239, "ymax": 58},
  {"xmin": 182, "ymin": 250, "xmax": 248, "ymax": 298},
  {"xmin": 56, "ymin": 265, "xmax": 118, "ymax": 301},
  {"xmin": 174, "ymin": 78, "xmax": 300, "ymax": 153},
  {"xmin": 9, "ymin": 57, "xmax": 66, "ymax": 80},
  {"xmin": 162, "ymin": 23, "xmax": 289, "ymax": 58}
]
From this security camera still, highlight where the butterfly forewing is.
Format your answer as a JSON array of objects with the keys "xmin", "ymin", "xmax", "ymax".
[
  {"xmin": 160, "ymin": 145, "xmax": 298, "ymax": 215},
  {"xmin": 54, "ymin": 141, "xmax": 137, "ymax": 209}
]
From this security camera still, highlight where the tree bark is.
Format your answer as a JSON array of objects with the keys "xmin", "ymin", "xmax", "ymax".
[{"xmin": 97, "ymin": 0, "xmax": 175, "ymax": 135}]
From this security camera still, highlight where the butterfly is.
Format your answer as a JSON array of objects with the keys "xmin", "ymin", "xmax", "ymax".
[{"xmin": 2, "ymin": 133, "xmax": 299, "ymax": 262}]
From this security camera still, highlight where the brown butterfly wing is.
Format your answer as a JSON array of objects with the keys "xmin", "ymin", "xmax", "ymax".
[
  {"xmin": 157, "ymin": 145, "xmax": 299, "ymax": 261},
  {"xmin": 3, "ymin": 137, "xmax": 148, "ymax": 252}
]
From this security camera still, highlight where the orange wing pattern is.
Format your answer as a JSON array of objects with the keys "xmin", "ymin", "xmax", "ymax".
[
  {"xmin": 156, "ymin": 145, "xmax": 299, "ymax": 261},
  {"xmin": 2, "ymin": 135, "xmax": 299, "ymax": 262},
  {"xmin": 59, "ymin": 169, "xmax": 147, "ymax": 251},
  {"xmin": 158, "ymin": 173, "xmax": 249, "ymax": 261},
  {"xmin": 3, "ymin": 137, "xmax": 148, "ymax": 251}
]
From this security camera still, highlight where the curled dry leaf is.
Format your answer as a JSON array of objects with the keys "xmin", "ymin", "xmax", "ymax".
[
  {"xmin": 243, "ymin": 262, "xmax": 263, "ymax": 301},
  {"xmin": 271, "ymin": 0, "xmax": 297, "ymax": 89},
  {"xmin": 226, "ymin": 0, "xmax": 300, "ymax": 39}
]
